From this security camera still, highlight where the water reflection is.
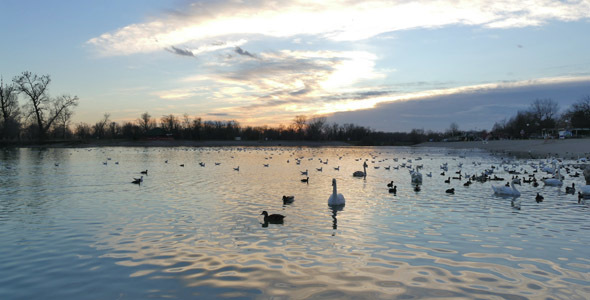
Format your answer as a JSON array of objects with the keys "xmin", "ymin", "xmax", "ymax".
[{"xmin": 0, "ymin": 146, "xmax": 589, "ymax": 299}]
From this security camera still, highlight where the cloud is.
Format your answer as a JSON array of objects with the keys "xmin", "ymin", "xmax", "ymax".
[
  {"xmin": 87, "ymin": 0, "xmax": 590, "ymax": 56},
  {"xmin": 166, "ymin": 46, "xmax": 194, "ymax": 57},
  {"xmin": 327, "ymin": 77, "xmax": 590, "ymax": 132},
  {"xmin": 234, "ymin": 46, "xmax": 257, "ymax": 59}
]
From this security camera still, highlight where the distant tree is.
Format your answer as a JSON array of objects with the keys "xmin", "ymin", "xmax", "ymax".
[
  {"xmin": 13, "ymin": 71, "xmax": 78, "ymax": 140},
  {"xmin": 108, "ymin": 121, "xmax": 120, "ymax": 138},
  {"xmin": 565, "ymin": 96, "xmax": 590, "ymax": 128},
  {"xmin": 74, "ymin": 122, "xmax": 92, "ymax": 140},
  {"xmin": 121, "ymin": 122, "xmax": 140, "ymax": 139},
  {"xmin": 292, "ymin": 115, "xmax": 307, "ymax": 138},
  {"xmin": 306, "ymin": 117, "xmax": 327, "ymax": 140},
  {"xmin": 93, "ymin": 113, "xmax": 110, "ymax": 139},
  {"xmin": 160, "ymin": 114, "xmax": 180, "ymax": 134},
  {"xmin": 53, "ymin": 95, "xmax": 76, "ymax": 139},
  {"xmin": 529, "ymin": 98, "xmax": 559, "ymax": 129},
  {"xmin": 0, "ymin": 78, "xmax": 21, "ymax": 139},
  {"xmin": 137, "ymin": 112, "xmax": 155, "ymax": 134},
  {"xmin": 448, "ymin": 122, "xmax": 459, "ymax": 137},
  {"xmin": 191, "ymin": 117, "xmax": 202, "ymax": 140}
]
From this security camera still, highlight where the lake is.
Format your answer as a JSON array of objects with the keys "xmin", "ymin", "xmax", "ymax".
[{"xmin": 0, "ymin": 146, "xmax": 588, "ymax": 299}]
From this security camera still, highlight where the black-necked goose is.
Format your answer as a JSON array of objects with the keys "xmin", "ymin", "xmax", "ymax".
[{"xmin": 261, "ymin": 211, "xmax": 285, "ymax": 224}]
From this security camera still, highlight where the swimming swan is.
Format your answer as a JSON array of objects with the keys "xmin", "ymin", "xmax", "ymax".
[
  {"xmin": 328, "ymin": 178, "xmax": 345, "ymax": 206},
  {"xmin": 353, "ymin": 162, "xmax": 368, "ymax": 177},
  {"xmin": 492, "ymin": 179, "xmax": 521, "ymax": 197}
]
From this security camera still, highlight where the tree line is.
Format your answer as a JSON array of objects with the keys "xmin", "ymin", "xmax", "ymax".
[
  {"xmin": 2, "ymin": 72, "xmax": 589, "ymax": 145},
  {"xmin": 490, "ymin": 97, "xmax": 590, "ymax": 139}
]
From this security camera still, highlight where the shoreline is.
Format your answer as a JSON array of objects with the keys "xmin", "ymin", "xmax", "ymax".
[
  {"xmin": 5, "ymin": 139, "xmax": 353, "ymax": 148},
  {"xmin": 416, "ymin": 138, "xmax": 590, "ymax": 159},
  {"xmin": 4, "ymin": 138, "xmax": 590, "ymax": 159}
]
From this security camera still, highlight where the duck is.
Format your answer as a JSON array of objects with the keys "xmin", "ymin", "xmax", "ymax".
[
  {"xmin": 282, "ymin": 195, "xmax": 295, "ymax": 204},
  {"xmin": 463, "ymin": 180, "xmax": 472, "ymax": 186},
  {"xmin": 301, "ymin": 177, "xmax": 309, "ymax": 183},
  {"xmin": 233, "ymin": 166, "xmax": 239, "ymax": 171},
  {"xmin": 535, "ymin": 193, "xmax": 544, "ymax": 203},
  {"xmin": 353, "ymin": 162, "xmax": 368, "ymax": 177},
  {"xmin": 328, "ymin": 178, "xmax": 345, "ymax": 206},
  {"xmin": 389, "ymin": 185, "xmax": 397, "ymax": 194},
  {"xmin": 492, "ymin": 179, "xmax": 521, "ymax": 197},
  {"xmin": 387, "ymin": 181, "xmax": 394, "ymax": 188},
  {"xmin": 140, "ymin": 170, "xmax": 148, "ymax": 175},
  {"xmin": 132, "ymin": 176, "xmax": 143, "ymax": 184},
  {"xmin": 565, "ymin": 183, "xmax": 575, "ymax": 194},
  {"xmin": 316, "ymin": 167, "xmax": 323, "ymax": 172},
  {"xmin": 261, "ymin": 211, "xmax": 285, "ymax": 224},
  {"xmin": 334, "ymin": 166, "xmax": 340, "ymax": 171},
  {"xmin": 180, "ymin": 164, "xmax": 185, "ymax": 167},
  {"xmin": 445, "ymin": 188, "xmax": 455, "ymax": 194}
]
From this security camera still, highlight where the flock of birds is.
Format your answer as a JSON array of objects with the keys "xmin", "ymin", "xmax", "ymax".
[{"xmin": 119, "ymin": 148, "xmax": 590, "ymax": 223}]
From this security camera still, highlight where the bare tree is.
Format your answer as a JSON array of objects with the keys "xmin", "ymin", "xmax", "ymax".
[
  {"xmin": 0, "ymin": 78, "xmax": 21, "ymax": 139},
  {"xmin": 54, "ymin": 98, "xmax": 75, "ymax": 139},
  {"xmin": 306, "ymin": 117, "xmax": 327, "ymax": 140},
  {"xmin": 13, "ymin": 71, "xmax": 78, "ymax": 140},
  {"xmin": 160, "ymin": 114, "xmax": 180, "ymax": 133},
  {"xmin": 93, "ymin": 113, "xmax": 110, "ymax": 138},
  {"xmin": 137, "ymin": 112, "xmax": 155, "ymax": 134},
  {"xmin": 448, "ymin": 122, "xmax": 459, "ymax": 137},
  {"xmin": 529, "ymin": 98, "xmax": 559, "ymax": 128},
  {"xmin": 292, "ymin": 115, "xmax": 307, "ymax": 138},
  {"xmin": 565, "ymin": 96, "xmax": 590, "ymax": 128}
]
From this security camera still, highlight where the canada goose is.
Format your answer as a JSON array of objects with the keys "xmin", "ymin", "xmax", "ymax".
[
  {"xmin": 140, "ymin": 170, "xmax": 148, "ymax": 175},
  {"xmin": 444, "ymin": 177, "xmax": 451, "ymax": 184},
  {"xmin": 445, "ymin": 188, "xmax": 455, "ymax": 194},
  {"xmin": 414, "ymin": 184, "xmax": 421, "ymax": 192},
  {"xmin": 387, "ymin": 181, "xmax": 394, "ymax": 188},
  {"xmin": 565, "ymin": 183, "xmax": 575, "ymax": 194},
  {"xmin": 389, "ymin": 185, "xmax": 397, "ymax": 194},
  {"xmin": 282, "ymin": 195, "xmax": 295, "ymax": 204},
  {"xmin": 132, "ymin": 176, "xmax": 143, "ymax": 184},
  {"xmin": 301, "ymin": 177, "xmax": 309, "ymax": 183},
  {"xmin": 535, "ymin": 193, "xmax": 544, "ymax": 202},
  {"xmin": 261, "ymin": 211, "xmax": 285, "ymax": 224}
]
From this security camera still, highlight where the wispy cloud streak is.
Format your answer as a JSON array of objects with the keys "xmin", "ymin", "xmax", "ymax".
[{"xmin": 87, "ymin": 0, "xmax": 590, "ymax": 56}]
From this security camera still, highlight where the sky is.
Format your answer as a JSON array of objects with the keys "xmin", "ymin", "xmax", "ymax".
[{"xmin": 1, "ymin": 0, "xmax": 589, "ymax": 132}]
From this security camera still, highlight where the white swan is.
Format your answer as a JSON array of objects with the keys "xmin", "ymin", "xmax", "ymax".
[
  {"xmin": 542, "ymin": 165, "xmax": 563, "ymax": 186},
  {"xmin": 353, "ymin": 162, "xmax": 367, "ymax": 177},
  {"xmin": 581, "ymin": 185, "xmax": 590, "ymax": 198},
  {"xmin": 328, "ymin": 178, "xmax": 345, "ymax": 206},
  {"xmin": 492, "ymin": 180, "xmax": 520, "ymax": 197}
]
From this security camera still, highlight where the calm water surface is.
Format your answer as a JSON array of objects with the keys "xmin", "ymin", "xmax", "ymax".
[{"xmin": 0, "ymin": 146, "xmax": 588, "ymax": 299}]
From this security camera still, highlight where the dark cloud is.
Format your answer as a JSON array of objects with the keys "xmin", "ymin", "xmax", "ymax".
[
  {"xmin": 234, "ymin": 46, "xmax": 257, "ymax": 58},
  {"xmin": 327, "ymin": 80, "xmax": 590, "ymax": 132},
  {"xmin": 166, "ymin": 46, "xmax": 194, "ymax": 57}
]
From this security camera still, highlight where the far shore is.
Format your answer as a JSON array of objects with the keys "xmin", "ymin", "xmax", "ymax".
[
  {"xmin": 4, "ymin": 137, "xmax": 590, "ymax": 159},
  {"xmin": 5, "ymin": 139, "xmax": 352, "ymax": 148},
  {"xmin": 416, "ymin": 138, "xmax": 590, "ymax": 159}
]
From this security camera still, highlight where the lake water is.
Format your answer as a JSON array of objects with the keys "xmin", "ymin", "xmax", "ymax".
[{"xmin": 1, "ymin": 146, "xmax": 589, "ymax": 299}]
